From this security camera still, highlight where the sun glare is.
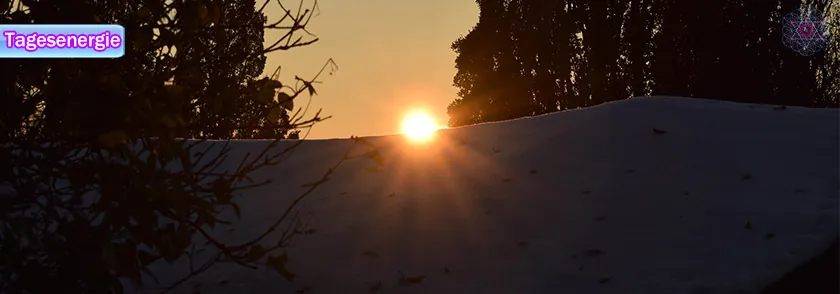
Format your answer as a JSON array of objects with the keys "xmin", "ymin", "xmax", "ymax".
[{"xmin": 401, "ymin": 111, "xmax": 439, "ymax": 142}]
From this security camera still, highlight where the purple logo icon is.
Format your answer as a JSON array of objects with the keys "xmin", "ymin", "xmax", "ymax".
[
  {"xmin": 783, "ymin": 5, "xmax": 831, "ymax": 56},
  {"xmin": 798, "ymin": 23, "xmax": 815, "ymax": 39}
]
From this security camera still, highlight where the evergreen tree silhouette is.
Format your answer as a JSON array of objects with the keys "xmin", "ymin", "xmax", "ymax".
[{"xmin": 449, "ymin": 0, "xmax": 839, "ymax": 127}]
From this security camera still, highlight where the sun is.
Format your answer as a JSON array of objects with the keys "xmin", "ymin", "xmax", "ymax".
[{"xmin": 401, "ymin": 111, "xmax": 439, "ymax": 142}]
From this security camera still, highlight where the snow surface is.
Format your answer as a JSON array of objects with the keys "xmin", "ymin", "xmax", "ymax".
[{"xmin": 135, "ymin": 96, "xmax": 839, "ymax": 294}]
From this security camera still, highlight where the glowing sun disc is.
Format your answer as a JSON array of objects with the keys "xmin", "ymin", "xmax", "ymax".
[{"xmin": 401, "ymin": 111, "xmax": 438, "ymax": 141}]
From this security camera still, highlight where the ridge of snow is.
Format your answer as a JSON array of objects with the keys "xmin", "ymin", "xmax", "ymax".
[{"xmin": 134, "ymin": 96, "xmax": 839, "ymax": 294}]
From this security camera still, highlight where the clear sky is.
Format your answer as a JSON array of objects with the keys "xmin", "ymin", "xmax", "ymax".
[{"xmin": 263, "ymin": 1, "xmax": 479, "ymax": 139}]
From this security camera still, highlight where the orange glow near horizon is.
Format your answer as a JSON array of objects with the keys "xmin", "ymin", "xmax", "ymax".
[
  {"xmin": 401, "ymin": 110, "xmax": 439, "ymax": 142},
  {"xmin": 262, "ymin": 1, "xmax": 479, "ymax": 139}
]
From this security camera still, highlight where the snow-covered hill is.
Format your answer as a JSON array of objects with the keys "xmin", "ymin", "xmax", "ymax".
[{"xmin": 137, "ymin": 96, "xmax": 839, "ymax": 294}]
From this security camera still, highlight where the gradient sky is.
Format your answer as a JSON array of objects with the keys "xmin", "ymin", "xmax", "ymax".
[{"xmin": 263, "ymin": 1, "xmax": 479, "ymax": 139}]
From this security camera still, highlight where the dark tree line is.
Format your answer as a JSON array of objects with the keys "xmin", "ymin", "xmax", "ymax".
[
  {"xmin": 0, "ymin": 0, "xmax": 366, "ymax": 293},
  {"xmin": 448, "ymin": 0, "xmax": 839, "ymax": 127},
  {"xmin": 0, "ymin": 0, "xmax": 325, "ymax": 142}
]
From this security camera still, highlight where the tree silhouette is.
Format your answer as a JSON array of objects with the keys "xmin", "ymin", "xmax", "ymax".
[
  {"xmin": 0, "ymin": 0, "xmax": 371, "ymax": 293},
  {"xmin": 448, "ymin": 0, "xmax": 504, "ymax": 127},
  {"xmin": 623, "ymin": 0, "xmax": 653, "ymax": 98},
  {"xmin": 449, "ymin": 0, "xmax": 839, "ymax": 127}
]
